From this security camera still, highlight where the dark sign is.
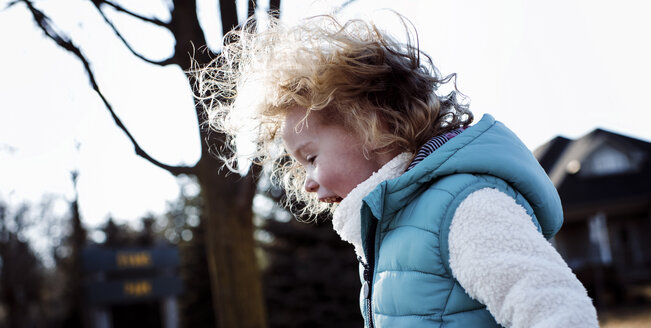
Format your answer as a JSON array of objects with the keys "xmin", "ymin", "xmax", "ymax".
[
  {"xmin": 86, "ymin": 275, "xmax": 183, "ymax": 305},
  {"xmin": 81, "ymin": 246, "xmax": 179, "ymax": 273}
]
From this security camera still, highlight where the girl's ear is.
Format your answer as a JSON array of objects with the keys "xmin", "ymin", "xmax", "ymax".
[
  {"xmin": 365, "ymin": 131, "xmax": 402, "ymax": 163},
  {"xmin": 370, "ymin": 112, "xmax": 399, "ymax": 151}
]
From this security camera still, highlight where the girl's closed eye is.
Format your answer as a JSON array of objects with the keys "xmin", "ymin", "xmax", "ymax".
[{"xmin": 306, "ymin": 155, "xmax": 317, "ymax": 165}]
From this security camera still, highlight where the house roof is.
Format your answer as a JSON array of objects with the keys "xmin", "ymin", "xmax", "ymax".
[
  {"xmin": 534, "ymin": 129, "xmax": 651, "ymax": 218},
  {"xmin": 534, "ymin": 136, "xmax": 572, "ymax": 174}
]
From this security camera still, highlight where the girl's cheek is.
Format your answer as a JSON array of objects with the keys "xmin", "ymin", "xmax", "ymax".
[
  {"xmin": 309, "ymin": 167, "xmax": 323, "ymax": 185},
  {"xmin": 312, "ymin": 167, "xmax": 320, "ymax": 182},
  {"xmin": 318, "ymin": 169, "xmax": 334, "ymax": 189}
]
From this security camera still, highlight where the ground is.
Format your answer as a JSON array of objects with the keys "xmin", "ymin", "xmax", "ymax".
[{"xmin": 599, "ymin": 304, "xmax": 651, "ymax": 327}]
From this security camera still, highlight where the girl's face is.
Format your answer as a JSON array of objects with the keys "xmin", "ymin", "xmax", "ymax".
[{"xmin": 282, "ymin": 108, "xmax": 396, "ymax": 203}]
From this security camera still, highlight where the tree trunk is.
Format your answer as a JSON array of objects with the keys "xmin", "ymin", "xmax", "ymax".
[
  {"xmin": 170, "ymin": 1, "xmax": 267, "ymax": 326},
  {"xmin": 197, "ymin": 156, "xmax": 267, "ymax": 328}
]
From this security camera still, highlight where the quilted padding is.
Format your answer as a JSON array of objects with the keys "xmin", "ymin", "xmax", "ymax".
[{"xmin": 357, "ymin": 114, "xmax": 562, "ymax": 327}]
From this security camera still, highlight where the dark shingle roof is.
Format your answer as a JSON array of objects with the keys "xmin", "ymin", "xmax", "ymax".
[
  {"xmin": 533, "ymin": 136, "xmax": 572, "ymax": 174},
  {"xmin": 534, "ymin": 129, "xmax": 651, "ymax": 216}
]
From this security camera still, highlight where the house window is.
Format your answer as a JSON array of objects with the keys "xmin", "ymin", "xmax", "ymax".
[{"xmin": 583, "ymin": 146, "xmax": 631, "ymax": 176}]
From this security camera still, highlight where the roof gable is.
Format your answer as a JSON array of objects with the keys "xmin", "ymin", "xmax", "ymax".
[{"xmin": 534, "ymin": 129, "xmax": 651, "ymax": 211}]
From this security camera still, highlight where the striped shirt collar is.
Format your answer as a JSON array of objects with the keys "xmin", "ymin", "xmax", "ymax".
[{"xmin": 406, "ymin": 127, "xmax": 466, "ymax": 171}]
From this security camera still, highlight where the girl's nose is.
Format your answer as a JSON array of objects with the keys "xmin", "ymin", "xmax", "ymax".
[{"xmin": 304, "ymin": 177, "xmax": 319, "ymax": 193}]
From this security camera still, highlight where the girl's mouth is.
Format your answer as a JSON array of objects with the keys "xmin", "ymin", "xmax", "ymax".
[{"xmin": 320, "ymin": 196, "xmax": 343, "ymax": 203}]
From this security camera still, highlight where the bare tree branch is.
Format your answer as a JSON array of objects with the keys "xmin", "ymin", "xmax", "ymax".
[
  {"xmin": 247, "ymin": 0, "xmax": 256, "ymax": 19},
  {"xmin": 21, "ymin": 0, "xmax": 195, "ymax": 177},
  {"xmin": 90, "ymin": 1, "xmax": 175, "ymax": 66},
  {"xmin": 269, "ymin": 0, "xmax": 280, "ymax": 18},
  {"xmin": 3, "ymin": 0, "xmax": 21, "ymax": 10},
  {"xmin": 219, "ymin": 0, "xmax": 238, "ymax": 37},
  {"xmin": 98, "ymin": 0, "xmax": 169, "ymax": 28}
]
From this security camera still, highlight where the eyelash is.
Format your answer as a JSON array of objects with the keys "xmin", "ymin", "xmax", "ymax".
[{"xmin": 306, "ymin": 155, "xmax": 316, "ymax": 164}]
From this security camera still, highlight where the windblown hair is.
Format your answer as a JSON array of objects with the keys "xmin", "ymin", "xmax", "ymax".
[{"xmin": 194, "ymin": 13, "xmax": 473, "ymax": 217}]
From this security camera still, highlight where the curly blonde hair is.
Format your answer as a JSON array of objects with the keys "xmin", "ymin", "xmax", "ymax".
[{"xmin": 194, "ymin": 13, "xmax": 473, "ymax": 217}]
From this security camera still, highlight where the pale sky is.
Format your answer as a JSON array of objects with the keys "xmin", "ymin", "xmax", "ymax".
[{"xmin": 1, "ymin": 0, "xmax": 650, "ymax": 229}]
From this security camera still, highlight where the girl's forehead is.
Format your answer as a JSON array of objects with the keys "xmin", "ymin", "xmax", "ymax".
[
  {"xmin": 282, "ymin": 107, "xmax": 315, "ymax": 133},
  {"xmin": 281, "ymin": 109, "xmax": 319, "ymax": 156}
]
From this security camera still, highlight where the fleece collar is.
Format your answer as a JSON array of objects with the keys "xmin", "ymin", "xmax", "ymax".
[{"xmin": 331, "ymin": 152, "xmax": 412, "ymax": 261}]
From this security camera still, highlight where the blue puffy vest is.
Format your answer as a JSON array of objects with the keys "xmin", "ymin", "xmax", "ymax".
[{"xmin": 357, "ymin": 114, "xmax": 563, "ymax": 327}]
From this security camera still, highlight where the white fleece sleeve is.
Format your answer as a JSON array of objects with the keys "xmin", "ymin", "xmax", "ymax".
[{"xmin": 448, "ymin": 188, "xmax": 599, "ymax": 328}]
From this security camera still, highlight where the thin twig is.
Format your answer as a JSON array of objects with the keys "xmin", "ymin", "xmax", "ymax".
[
  {"xmin": 21, "ymin": 0, "xmax": 195, "ymax": 177},
  {"xmin": 3, "ymin": 0, "xmax": 21, "ymax": 10},
  {"xmin": 101, "ymin": 0, "xmax": 169, "ymax": 27},
  {"xmin": 91, "ymin": 0, "xmax": 175, "ymax": 66},
  {"xmin": 269, "ymin": 0, "xmax": 280, "ymax": 18},
  {"xmin": 247, "ymin": 0, "xmax": 256, "ymax": 19}
]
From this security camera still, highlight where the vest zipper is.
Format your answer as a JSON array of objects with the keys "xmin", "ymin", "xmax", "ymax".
[{"xmin": 360, "ymin": 219, "xmax": 377, "ymax": 328}]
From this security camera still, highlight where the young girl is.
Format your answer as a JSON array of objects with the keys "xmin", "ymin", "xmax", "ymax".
[{"xmin": 197, "ymin": 14, "xmax": 599, "ymax": 328}]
